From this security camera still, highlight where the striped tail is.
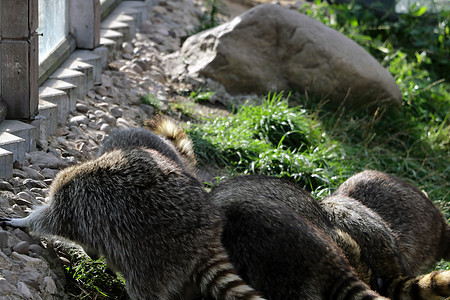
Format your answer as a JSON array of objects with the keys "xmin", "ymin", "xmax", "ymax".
[
  {"xmin": 386, "ymin": 270, "xmax": 450, "ymax": 300},
  {"xmin": 330, "ymin": 274, "xmax": 389, "ymax": 300},
  {"xmin": 193, "ymin": 251, "xmax": 265, "ymax": 300},
  {"xmin": 145, "ymin": 116, "xmax": 197, "ymax": 172}
]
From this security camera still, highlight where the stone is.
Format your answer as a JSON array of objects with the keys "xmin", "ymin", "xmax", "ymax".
[
  {"xmin": 95, "ymin": 111, "xmax": 117, "ymax": 126},
  {"xmin": 12, "ymin": 229, "xmax": 38, "ymax": 245},
  {"xmin": 29, "ymin": 244, "xmax": 44, "ymax": 256},
  {"xmin": 12, "ymin": 169, "xmax": 28, "ymax": 179},
  {"xmin": 0, "ymin": 181, "xmax": 14, "ymax": 192},
  {"xmin": 10, "ymin": 252, "xmax": 45, "ymax": 268},
  {"xmin": 23, "ymin": 178, "xmax": 47, "ymax": 189},
  {"xmin": 76, "ymin": 103, "xmax": 89, "ymax": 113},
  {"xmin": 0, "ymin": 276, "xmax": 12, "ymax": 296},
  {"xmin": 109, "ymin": 107, "xmax": 123, "ymax": 118},
  {"xmin": 2, "ymin": 269, "xmax": 17, "ymax": 285},
  {"xmin": 122, "ymin": 42, "xmax": 134, "ymax": 54},
  {"xmin": 27, "ymin": 151, "xmax": 69, "ymax": 169},
  {"xmin": 0, "ymin": 230, "xmax": 9, "ymax": 248},
  {"xmin": 17, "ymin": 281, "xmax": 33, "ymax": 298},
  {"xmin": 41, "ymin": 168, "xmax": 59, "ymax": 179},
  {"xmin": 15, "ymin": 192, "xmax": 33, "ymax": 206},
  {"xmin": 95, "ymin": 86, "xmax": 108, "ymax": 97},
  {"xmin": 12, "ymin": 241, "xmax": 29, "ymax": 255},
  {"xmin": 69, "ymin": 115, "xmax": 89, "ymax": 126},
  {"xmin": 175, "ymin": 4, "xmax": 402, "ymax": 108},
  {"xmin": 21, "ymin": 166, "xmax": 45, "ymax": 181},
  {"xmin": 100, "ymin": 123, "xmax": 112, "ymax": 134},
  {"xmin": 43, "ymin": 276, "xmax": 57, "ymax": 295}
]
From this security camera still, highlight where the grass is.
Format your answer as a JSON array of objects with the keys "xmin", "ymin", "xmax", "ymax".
[
  {"xmin": 187, "ymin": 1, "xmax": 450, "ymax": 216},
  {"xmin": 64, "ymin": 250, "xmax": 128, "ymax": 299},
  {"xmin": 188, "ymin": 92, "xmax": 449, "ymax": 205}
]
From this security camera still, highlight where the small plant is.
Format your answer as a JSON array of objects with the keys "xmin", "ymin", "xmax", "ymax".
[
  {"xmin": 140, "ymin": 93, "xmax": 160, "ymax": 109},
  {"xmin": 189, "ymin": 88, "xmax": 215, "ymax": 103},
  {"xmin": 193, "ymin": 0, "xmax": 225, "ymax": 34},
  {"xmin": 65, "ymin": 250, "xmax": 127, "ymax": 299},
  {"xmin": 188, "ymin": 93, "xmax": 344, "ymax": 193}
]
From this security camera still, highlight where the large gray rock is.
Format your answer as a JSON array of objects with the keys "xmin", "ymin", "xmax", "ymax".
[{"xmin": 175, "ymin": 4, "xmax": 402, "ymax": 107}]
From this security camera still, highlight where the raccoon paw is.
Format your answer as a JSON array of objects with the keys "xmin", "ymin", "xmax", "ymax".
[
  {"xmin": 0, "ymin": 216, "xmax": 12, "ymax": 227},
  {"xmin": 417, "ymin": 270, "xmax": 450, "ymax": 299},
  {"xmin": 0, "ymin": 217, "xmax": 27, "ymax": 229}
]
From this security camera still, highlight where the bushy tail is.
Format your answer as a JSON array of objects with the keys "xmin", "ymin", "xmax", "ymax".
[
  {"xmin": 386, "ymin": 270, "xmax": 450, "ymax": 300},
  {"xmin": 193, "ymin": 251, "xmax": 265, "ymax": 300},
  {"xmin": 145, "ymin": 116, "xmax": 197, "ymax": 173}
]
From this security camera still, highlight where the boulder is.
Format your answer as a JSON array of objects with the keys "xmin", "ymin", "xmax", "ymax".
[{"xmin": 175, "ymin": 4, "xmax": 402, "ymax": 107}]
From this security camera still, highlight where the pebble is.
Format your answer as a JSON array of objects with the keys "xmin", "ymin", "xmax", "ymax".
[
  {"xmin": 100, "ymin": 123, "xmax": 112, "ymax": 134},
  {"xmin": 17, "ymin": 281, "xmax": 32, "ymax": 298},
  {"xmin": 76, "ymin": 103, "xmax": 89, "ymax": 113},
  {"xmin": 0, "ymin": 276, "xmax": 12, "ymax": 296},
  {"xmin": 23, "ymin": 178, "xmax": 47, "ymax": 189},
  {"xmin": 41, "ymin": 168, "xmax": 59, "ymax": 179},
  {"xmin": 0, "ymin": 230, "xmax": 8, "ymax": 248},
  {"xmin": 27, "ymin": 151, "xmax": 68, "ymax": 169},
  {"xmin": 69, "ymin": 115, "xmax": 89, "ymax": 126},
  {"xmin": 15, "ymin": 192, "xmax": 33, "ymax": 206},
  {"xmin": 21, "ymin": 166, "xmax": 45, "ymax": 180},
  {"xmin": 13, "ymin": 241, "xmax": 29, "ymax": 255},
  {"xmin": 29, "ymin": 244, "xmax": 44, "ymax": 256},
  {"xmin": 95, "ymin": 85, "xmax": 108, "ymax": 97},
  {"xmin": 44, "ymin": 276, "xmax": 57, "ymax": 295},
  {"xmin": 12, "ymin": 229, "xmax": 37, "ymax": 245},
  {"xmin": 0, "ymin": 181, "xmax": 14, "ymax": 192},
  {"xmin": 110, "ymin": 107, "xmax": 123, "ymax": 118},
  {"xmin": 122, "ymin": 42, "xmax": 134, "ymax": 54}
]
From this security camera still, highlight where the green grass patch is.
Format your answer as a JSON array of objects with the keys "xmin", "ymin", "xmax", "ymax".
[
  {"xmin": 65, "ymin": 250, "xmax": 128, "ymax": 299},
  {"xmin": 189, "ymin": 91, "xmax": 449, "ymax": 211}
]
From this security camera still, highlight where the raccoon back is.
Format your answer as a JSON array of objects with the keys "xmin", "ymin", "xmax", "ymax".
[
  {"xmin": 210, "ymin": 176, "xmax": 386, "ymax": 300},
  {"xmin": 334, "ymin": 170, "xmax": 449, "ymax": 274}
]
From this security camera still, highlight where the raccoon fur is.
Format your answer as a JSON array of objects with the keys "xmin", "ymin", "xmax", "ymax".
[
  {"xmin": 333, "ymin": 170, "xmax": 450, "ymax": 275},
  {"xmin": 99, "ymin": 117, "xmax": 196, "ymax": 174},
  {"xmin": 209, "ymin": 175, "xmax": 387, "ymax": 300},
  {"xmin": 0, "ymin": 148, "xmax": 264, "ymax": 300},
  {"xmin": 321, "ymin": 195, "xmax": 450, "ymax": 299},
  {"xmin": 210, "ymin": 175, "xmax": 450, "ymax": 300}
]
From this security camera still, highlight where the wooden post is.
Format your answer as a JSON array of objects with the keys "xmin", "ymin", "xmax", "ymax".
[
  {"xmin": 0, "ymin": 0, "xmax": 39, "ymax": 120},
  {"xmin": 70, "ymin": 0, "xmax": 100, "ymax": 49}
]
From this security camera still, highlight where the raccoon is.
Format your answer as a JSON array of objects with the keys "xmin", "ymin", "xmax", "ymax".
[
  {"xmin": 320, "ymin": 195, "xmax": 450, "ymax": 299},
  {"xmin": 210, "ymin": 175, "xmax": 450, "ymax": 300},
  {"xmin": 99, "ymin": 117, "xmax": 197, "ymax": 174},
  {"xmin": 333, "ymin": 170, "xmax": 450, "ymax": 275},
  {"xmin": 209, "ymin": 175, "xmax": 387, "ymax": 300},
  {"xmin": 0, "ymin": 148, "xmax": 264, "ymax": 300}
]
